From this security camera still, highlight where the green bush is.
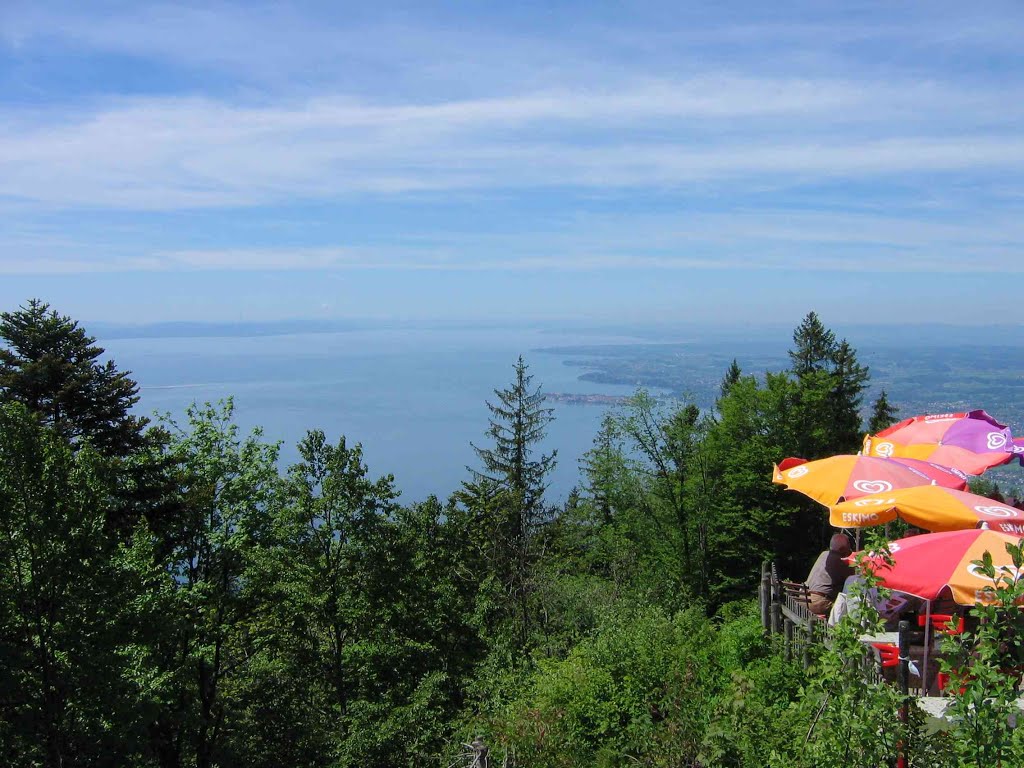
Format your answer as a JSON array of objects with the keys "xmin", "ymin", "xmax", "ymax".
[{"xmin": 478, "ymin": 601, "xmax": 807, "ymax": 767}]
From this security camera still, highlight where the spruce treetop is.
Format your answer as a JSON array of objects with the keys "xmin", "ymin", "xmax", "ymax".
[
  {"xmin": 470, "ymin": 356, "xmax": 556, "ymax": 508},
  {"xmin": 788, "ymin": 310, "xmax": 837, "ymax": 377}
]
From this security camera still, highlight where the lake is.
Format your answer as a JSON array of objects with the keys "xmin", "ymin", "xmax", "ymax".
[
  {"xmin": 101, "ymin": 327, "xmax": 652, "ymax": 505},
  {"xmin": 100, "ymin": 324, "xmax": 1024, "ymax": 503}
]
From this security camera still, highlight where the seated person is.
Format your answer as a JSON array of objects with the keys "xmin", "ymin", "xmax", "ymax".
[
  {"xmin": 828, "ymin": 574, "xmax": 916, "ymax": 627},
  {"xmin": 806, "ymin": 533, "xmax": 853, "ymax": 616}
]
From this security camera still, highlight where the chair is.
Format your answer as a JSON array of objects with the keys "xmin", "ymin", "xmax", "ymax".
[
  {"xmin": 871, "ymin": 642, "xmax": 927, "ymax": 692},
  {"xmin": 918, "ymin": 614, "xmax": 965, "ymax": 635},
  {"xmin": 872, "ymin": 642, "xmax": 900, "ymax": 669},
  {"xmin": 936, "ymin": 671, "xmax": 954, "ymax": 693},
  {"xmin": 919, "ymin": 614, "xmax": 964, "ymax": 694}
]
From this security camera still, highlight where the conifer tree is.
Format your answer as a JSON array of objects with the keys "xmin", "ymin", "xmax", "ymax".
[
  {"xmin": 827, "ymin": 339, "xmax": 870, "ymax": 451},
  {"xmin": 0, "ymin": 299, "xmax": 146, "ymax": 457},
  {"xmin": 788, "ymin": 311, "xmax": 869, "ymax": 458},
  {"xmin": 466, "ymin": 356, "xmax": 556, "ymax": 650},
  {"xmin": 719, "ymin": 358, "xmax": 742, "ymax": 401},
  {"xmin": 788, "ymin": 311, "xmax": 837, "ymax": 377},
  {"xmin": 867, "ymin": 389, "xmax": 899, "ymax": 434},
  {"xmin": 580, "ymin": 412, "xmax": 633, "ymax": 525},
  {"xmin": 470, "ymin": 356, "xmax": 556, "ymax": 522}
]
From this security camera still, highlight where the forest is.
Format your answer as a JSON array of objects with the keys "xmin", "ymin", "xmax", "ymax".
[{"xmin": 2, "ymin": 299, "xmax": 1023, "ymax": 767}]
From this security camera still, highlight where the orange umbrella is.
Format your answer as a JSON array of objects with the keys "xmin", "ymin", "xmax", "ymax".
[
  {"xmin": 772, "ymin": 454, "xmax": 968, "ymax": 506},
  {"xmin": 830, "ymin": 485, "xmax": 1024, "ymax": 534}
]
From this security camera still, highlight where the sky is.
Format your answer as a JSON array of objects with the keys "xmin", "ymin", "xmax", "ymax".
[{"xmin": 1, "ymin": 1, "xmax": 1023, "ymax": 327}]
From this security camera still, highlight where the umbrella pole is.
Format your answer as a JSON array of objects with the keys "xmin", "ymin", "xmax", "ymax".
[{"xmin": 921, "ymin": 599, "xmax": 932, "ymax": 695}]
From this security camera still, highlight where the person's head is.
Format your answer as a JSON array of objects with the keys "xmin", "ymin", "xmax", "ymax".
[{"xmin": 829, "ymin": 533, "xmax": 853, "ymax": 557}]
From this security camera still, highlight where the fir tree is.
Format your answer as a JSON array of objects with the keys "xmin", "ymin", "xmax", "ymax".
[
  {"xmin": 788, "ymin": 311, "xmax": 836, "ymax": 377},
  {"xmin": 788, "ymin": 311, "xmax": 869, "ymax": 458},
  {"xmin": 719, "ymin": 358, "xmax": 742, "ymax": 401},
  {"xmin": 470, "ymin": 356, "xmax": 556, "ymax": 518},
  {"xmin": 0, "ymin": 299, "xmax": 146, "ymax": 457},
  {"xmin": 580, "ymin": 411, "xmax": 633, "ymax": 525},
  {"xmin": 867, "ymin": 389, "xmax": 899, "ymax": 434},
  {"xmin": 466, "ymin": 356, "xmax": 556, "ymax": 650},
  {"xmin": 827, "ymin": 339, "xmax": 870, "ymax": 451}
]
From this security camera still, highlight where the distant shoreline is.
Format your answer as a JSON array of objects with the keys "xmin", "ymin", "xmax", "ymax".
[{"xmin": 544, "ymin": 392, "xmax": 631, "ymax": 406}]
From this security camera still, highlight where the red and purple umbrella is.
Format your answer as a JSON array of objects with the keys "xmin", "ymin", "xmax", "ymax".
[{"xmin": 862, "ymin": 410, "xmax": 1018, "ymax": 476}]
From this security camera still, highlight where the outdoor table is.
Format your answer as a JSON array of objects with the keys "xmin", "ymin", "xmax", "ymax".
[
  {"xmin": 918, "ymin": 696, "xmax": 1024, "ymax": 724},
  {"xmin": 860, "ymin": 631, "xmax": 899, "ymax": 645}
]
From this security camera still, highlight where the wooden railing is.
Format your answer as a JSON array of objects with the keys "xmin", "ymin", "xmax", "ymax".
[{"xmin": 759, "ymin": 561, "xmax": 825, "ymax": 669}]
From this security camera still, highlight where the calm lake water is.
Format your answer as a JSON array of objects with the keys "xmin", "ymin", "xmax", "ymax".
[{"xmin": 101, "ymin": 328, "xmax": 650, "ymax": 504}]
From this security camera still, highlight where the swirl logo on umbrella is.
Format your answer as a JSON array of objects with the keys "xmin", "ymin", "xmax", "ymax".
[
  {"xmin": 786, "ymin": 466, "xmax": 809, "ymax": 479},
  {"xmin": 987, "ymin": 432, "xmax": 1008, "ymax": 450},
  {"xmin": 853, "ymin": 497, "xmax": 896, "ymax": 507},
  {"xmin": 853, "ymin": 479, "xmax": 893, "ymax": 494},
  {"xmin": 974, "ymin": 505, "xmax": 1018, "ymax": 518},
  {"xmin": 874, "ymin": 442, "xmax": 895, "ymax": 457}
]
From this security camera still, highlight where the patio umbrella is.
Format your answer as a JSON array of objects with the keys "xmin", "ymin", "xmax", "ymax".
[
  {"xmin": 772, "ymin": 454, "xmax": 969, "ymax": 506},
  {"xmin": 862, "ymin": 410, "xmax": 1017, "ymax": 476},
  {"xmin": 861, "ymin": 527, "xmax": 1024, "ymax": 694},
  {"xmin": 830, "ymin": 485, "xmax": 1024, "ymax": 534},
  {"xmin": 861, "ymin": 528, "xmax": 1023, "ymax": 605}
]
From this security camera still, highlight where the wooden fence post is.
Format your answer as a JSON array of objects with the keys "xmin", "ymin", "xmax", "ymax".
[
  {"xmin": 470, "ymin": 737, "xmax": 489, "ymax": 768},
  {"xmin": 897, "ymin": 620, "xmax": 910, "ymax": 696},
  {"xmin": 760, "ymin": 561, "xmax": 771, "ymax": 631},
  {"xmin": 803, "ymin": 617, "xmax": 813, "ymax": 670}
]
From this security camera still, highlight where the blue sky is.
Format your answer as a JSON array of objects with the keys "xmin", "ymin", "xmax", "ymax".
[{"xmin": 1, "ymin": 1, "xmax": 1023, "ymax": 326}]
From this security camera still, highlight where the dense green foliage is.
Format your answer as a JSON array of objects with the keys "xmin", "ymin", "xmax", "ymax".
[{"xmin": 2, "ymin": 302, "xmax": 1022, "ymax": 766}]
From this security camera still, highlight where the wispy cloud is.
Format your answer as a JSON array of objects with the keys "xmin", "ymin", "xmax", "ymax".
[{"xmin": 1, "ymin": 77, "xmax": 1022, "ymax": 211}]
